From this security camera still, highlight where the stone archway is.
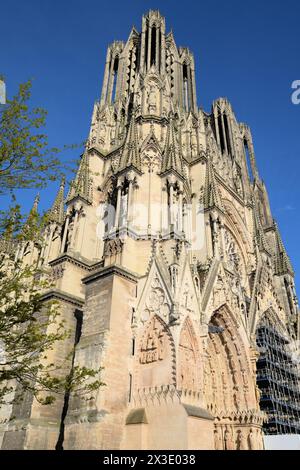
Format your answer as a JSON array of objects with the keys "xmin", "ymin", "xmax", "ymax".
[{"xmin": 204, "ymin": 305, "xmax": 264, "ymax": 450}]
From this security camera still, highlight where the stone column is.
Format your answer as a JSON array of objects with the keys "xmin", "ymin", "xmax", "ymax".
[
  {"xmin": 70, "ymin": 206, "xmax": 80, "ymax": 249},
  {"xmin": 147, "ymin": 168, "xmax": 152, "ymax": 232},
  {"xmin": 221, "ymin": 113, "xmax": 228, "ymax": 154},
  {"xmin": 107, "ymin": 55, "xmax": 116, "ymax": 104},
  {"xmin": 214, "ymin": 110, "xmax": 221, "ymax": 147},
  {"xmin": 114, "ymin": 184, "xmax": 122, "ymax": 230},
  {"xmin": 169, "ymin": 182, "xmax": 174, "ymax": 225},
  {"xmin": 178, "ymin": 187, "xmax": 183, "ymax": 232},
  {"xmin": 161, "ymin": 24, "xmax": 166, "ymax": 75},
  {"xmin": 60, "ymin": 214, "xmax": 70, "ymax": 254},
  {"xmin": 100, "ymin": 49, "xmax": 111, "ymax": 106},
  {"xmin": 147, "ymin": 26, "xmax": 152, "ymax": 70},
  {"xmin": 155, "ymin": 27, "xmax": 160, "ymax": 67},
  {"xmin": 140, "ymin": 17, "xmax": 147, "ymax": 71},
  {"xmin": 44, "ymin": 224, "xmax": 55, "ymax": 264},
  {"xmin": 161, "ymin": 184, "xmax": 168, "ymax": 235},
  {"xmin": 127, "ymin": 172, "xmax": 135, "ymax": 225}
]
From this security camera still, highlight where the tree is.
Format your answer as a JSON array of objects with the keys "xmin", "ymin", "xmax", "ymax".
[
  {"xmin": 0, "ymin": 79, "xmax": 67, "ymax": 194},
  {"xmin": 0, "ymin": 80, "xmax": 102, "ymax": 407}
]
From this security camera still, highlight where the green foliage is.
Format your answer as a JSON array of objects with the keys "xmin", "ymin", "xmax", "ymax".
[
  {"xmin": 0, "ymin": 80, "xmax": 103, "ymax": 407},
  {"xmin": 0, "ymin": 204, "xmax": 104, "ymax": 406},
  {"xmin": 0, "ymin": 79, "xmax": 78, "ymax": 193}
]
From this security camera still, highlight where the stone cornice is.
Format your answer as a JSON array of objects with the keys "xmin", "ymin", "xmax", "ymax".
[
  {"xmin": 40, "ymin": 288, "xmax": 84, "ymax": 307},
  {"xmin": 49, "ymin": 253, "xmax": 92, "ymax": 271},
  {"xmin": 83, "ymin": 264, "xmax": 140, "ymax": 285}
]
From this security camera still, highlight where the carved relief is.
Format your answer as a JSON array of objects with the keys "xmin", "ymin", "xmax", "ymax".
[
  {"xmin": 180, "ymin": 281, "xmax": 194, "ymax": 313},
  {"xmin": 211, "ymin": 274, "xmax": 228, "ymax": 309},
  {"xmin": 146, "ymin": 83, "xmax": 158, "ymax": 114},
  {"xmin": 237, "ymin": 429, "xmax": 248, "ymax": 450},
  {"xmin": 141, "ymin": 148, "xmax": 160, "ymax": 172},
  {"xmin": 178, "ymin": 319, "xmax": 198, "ymax": 391},
  {"xmin": 50, "ymin": 263, "xmax": 66, "ymax": 281},
  {"xmin": 135, "ymin": 315, "xmax": 176, "ymax": 391},
  {"xmin": 214, "ymin": 427, "xmax": 223, "ymax": 450},
  {"xmin": 104, "ymin": 238, "xmax": 124, "ymax": 257},
  {"xmin": 139, "ymin": 316, "xmax": 165, "ymax": 364},
  {"xmin": 224, "ymin": 229, "xmax": 242, "ymax": 275},
  {"xmin": 141, "ymin": 275, "xmax": 171, "ymax": 323},
  {"xmin": 224, "ymin": 426, "xmax": 235, "ymax": 450}
]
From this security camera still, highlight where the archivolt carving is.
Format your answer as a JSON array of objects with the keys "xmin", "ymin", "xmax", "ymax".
[{"xmin": 204, "ymin": 306, "xmax": 257, "ymax": 417}]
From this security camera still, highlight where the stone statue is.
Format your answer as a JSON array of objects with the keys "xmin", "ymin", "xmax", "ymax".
[
  {"xmin": 224, "ymin": 427, "xmax": 235, "ymax": 450},
  {"xmin": 147, "ymin": 85, "xmax": 157, "ymax": 113},
  {"xmin": 237, "ymin": 429, "xmax": 248, "ymax": 450},
  {"xmin": 248, "ymin": 428, "xmax": 256, "ymax": 450},
  {"xmin": 214, "ymin": 428, "xmax": 223, "ymax": 450}
]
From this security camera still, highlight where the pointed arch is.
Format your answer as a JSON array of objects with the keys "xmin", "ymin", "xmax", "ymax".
[
  {"xmin": 133, "ymin": 315, "xmax": 176, "ymax": 394},
  {"xmin": 222, "ymin": 199, "xmax": 253, "ymax": 255},
  {"xmin": 178, "ymin": 317, "xmax": 201, "ymax": 392},
  {"xmin": 204, "ymin": 305, "xmax": 257, "ymax": 415}
]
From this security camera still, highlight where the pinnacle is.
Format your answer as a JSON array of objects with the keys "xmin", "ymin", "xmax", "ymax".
[
  {"xmin": 66, "ymin": 152, "xmax": 92, "ymax": 204},
  {"xmin": 161, "ymin": 115, "xmax": 184, "ymax": 177},
  {"xmin": 203, "ymin": 155, "xmax": 224, "ymax": 212},
  {"xmin": 48, "ymin": 178, "xmax": 65, "ymax": 224},
  {"xmin": 273, "ymin": 220, "xmax": 294, "ymax": 276},
  {"xmin": 119, "ymin": 112, "xmax": 141, "ymax": 173}
]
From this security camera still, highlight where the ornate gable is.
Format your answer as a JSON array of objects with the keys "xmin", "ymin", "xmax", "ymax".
[{"xmin": 136, "ymin": 259, "xmax": 173, "ymax": 326}]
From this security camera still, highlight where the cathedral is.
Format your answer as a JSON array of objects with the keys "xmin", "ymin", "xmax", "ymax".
[{"xmin": 1, "ymin": 10, "xmax": 299, "ymax": 450}]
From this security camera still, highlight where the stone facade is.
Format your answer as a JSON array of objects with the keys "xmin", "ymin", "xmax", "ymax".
[{"xmin": 1, "ymin": 10, "xmax": 299, "ymax": 450}]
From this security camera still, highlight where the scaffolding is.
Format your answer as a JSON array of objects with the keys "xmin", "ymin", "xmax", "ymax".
[{"xmin": 256, "ymin": 320, "xmax": 300, "ymax": 435}]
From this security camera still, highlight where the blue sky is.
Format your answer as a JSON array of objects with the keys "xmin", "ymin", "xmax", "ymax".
[{"xmin": 1, "ymin": 0, "xmax": 300, "ymax": 289}]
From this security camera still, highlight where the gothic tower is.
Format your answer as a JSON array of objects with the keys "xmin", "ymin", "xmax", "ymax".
[{"xmin": 1, "ymin": 10, "xmax": 299, "ymax": 450}]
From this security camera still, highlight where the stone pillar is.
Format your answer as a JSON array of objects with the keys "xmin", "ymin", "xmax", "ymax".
[
  {"xmin": 107, "ymin": 55, "xmax": 115, "ymax": 105},
  {"xmin": 127, "ymin": 172, "xmax": 135, "ymax": 225},
  {"xmin": 1, "ymin": 296, "xmax": 81, "ymax": 450},
  {"xmin": 100, "ymin": 49, "xmax": 111, "ymax": 106},
  {"xmin": 221, "ymin": 113, "xmax": 228, "ymax": 154},
  {"xmin": 155, "ymin": 27, "xmax": 159, "ymax": 68},
  {"xmin": 61, "ymin": 214, "xmax": 70, "ymax": 254},
  {"xmin": 147, "ymin": 26, "xmax": 152, "ymax": 70},
  {"xmin": 63, "ymin": 266, "xmax": 138, "ymax": 450},
  {"xmin": 70, "ymin": 206, "xmax": 80, "ymax": 249},
  {"xmin": 44, "ymin": 224, "xmax": 55, "ymax": 264},
  {"xmin": 161, "ymin": 184, "xmax": 168, "ymax": 235},
  {"xmin": 178, "ymin": 188, "xmax": 183, "ymax": 232},
  {"xmin": 147, "ymin": 169, "xmax": 152, "ymax": 232},
  {"xmin": 169, "ymin": 182, "xmax": 175, "ymax": 226},
  {"xmin": 114, "ymin": 184, "xmax": 122, "ymax": 230},
  {"xmin": 161, "ymin": 24, "xmax": 166, "ymax": 75},
  {"xmin": 214, "ymin": 110, "xmax": 221, "ymax": 147}
]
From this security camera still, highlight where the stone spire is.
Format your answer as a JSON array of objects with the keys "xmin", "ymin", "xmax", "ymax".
[
  {"xmin": 119, "ymin": 113, "xmax": 141, "ymax": 172},
  {"xmin": 203, "ymin": 156, "xmax": 224, "ymax": 212},
  {"xmin": 21, "ymin": 193, "xmax": 40, "ymax": 237},
  {"xmin": 66, "ymin": 152, "xmax": 92, "ymax": 204},
  {"xmin": 48, "ymin": 178, "xmax": 65, "ymax": 224},
  {"xmin": 273, "ymin": 220, "xmax": 294, "ymax": 276},
  {"xmin": 161, "ymin": 116, "xmax": 184, "ymax": 177}
]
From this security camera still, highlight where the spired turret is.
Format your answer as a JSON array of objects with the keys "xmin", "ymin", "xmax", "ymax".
[{"xmin": 1, "ymin": 10, "xmax": 299, "ymax": 451}]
